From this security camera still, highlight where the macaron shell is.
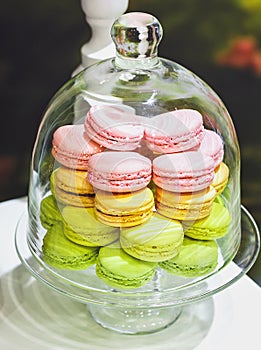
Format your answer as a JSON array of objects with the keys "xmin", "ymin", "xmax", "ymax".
[
  {"xmin": 120, "ymin": 213, "xmax": 184, "ymax": 262},
  {"xmin": 95, "ymin": 209, "xmax": 153, "ymax": 228},
  {"xmin": 51, "ymin": 187, "xmax": 94, "ymax": 208},
  {"xmin": 95, "ymin": 188, "xmax": 154, "ymax": 214},
  {"xmin": 40, "ymin": 195, "xmax": 63, "ymax": 229},
  {"xmin": 50, "ymin": 168, "xmax": 95, "ymax": 208},
  {"xmin": 211, "ymin": 162, "xmax": 229, "ymax": 195},
  {"xmin": 194, "ymin": 129, "xmax": 224, "ymax": 167},
  {"xmin": 62, "ymin": 206, "xmax": 119, "ymax": 246},
  {"xmin": 183, "ymin": 202, "xmax": 231, "ymax": 240},
  {"xmin": 155, "ymin": 185, "xmax": 217, "ymax": 220},
  {"xmin": 159, "ymin": 237, "xmax": 218, "ymax": 277},
  {"xmin": 52, "ymin": 167, "xmax": 94, "ymax": 194},
  {"xmin": 153, "ymin": 151, "xmax": 215, "ymax": 192},
  {"xmin": 88, "ymin": 151, "xmax": 152, "ymax": 192},
  {"xmin": 96, "ymin": 242, "xmax": 157, "ymax": 289},
  {"xmin": 42, "ymin": 222, "xmax": 99, "ymax": 270},
  {"xmin": 144, "ymin": 109, "xmax": 204, "ymax": 153},
  {"xmin": 94, "ymin": 188, "xmax": 154, "ymax": 227},
  {"xmin": 52, "ymin": 124, "xmax": 103, "ymax": 170},
  {"xmin": 84, "ymin": 104, "xmax": 144, "ymax": 150}
]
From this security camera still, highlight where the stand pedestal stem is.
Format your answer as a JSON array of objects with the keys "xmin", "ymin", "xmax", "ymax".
[{"xmin": 87, "ymin": 304, "xmax": 182, "ymax": 334}]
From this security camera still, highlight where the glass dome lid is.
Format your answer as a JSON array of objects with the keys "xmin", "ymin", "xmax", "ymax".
[{"xmin": 26, "ymin": 12, "xmax": 241, "ymax": 302}]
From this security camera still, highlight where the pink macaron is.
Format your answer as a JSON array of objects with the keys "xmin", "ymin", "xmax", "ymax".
[
  {"xmin": 144, "ymin": 109, "xmax": 204, "ymax": 153},
  {"xmin": 88, "ymin": 151, "xmax": 152, "ymax": 192},
  {"xmin": 84, "ymin": 104, "xmax": 144, "ymax": 151},
  {"xmin": 152, "ymin": 151, "xmax": 215, "ymax": 192},
  {"xmin": 52, "ymin": 124, "xmax": 104, "ymax": 170},
  {"xmin": 193, "ymin": 129, "xmax": 224, "ymax": 167}
]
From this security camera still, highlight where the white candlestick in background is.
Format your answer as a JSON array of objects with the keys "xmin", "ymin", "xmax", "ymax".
[{"xmin": 73, "ymin": 0, "xmax": 129, "ymax": 75}]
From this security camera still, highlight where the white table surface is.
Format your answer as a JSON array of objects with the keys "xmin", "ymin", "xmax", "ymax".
[{"xmin": 0, "ymin": 197, "xmax": 261, "ymax": 350}]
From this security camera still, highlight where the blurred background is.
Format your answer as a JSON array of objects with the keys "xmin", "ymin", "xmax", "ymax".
[{"xmin": 0, "ymin": 0, "xmax": 260, "ymax": 284}]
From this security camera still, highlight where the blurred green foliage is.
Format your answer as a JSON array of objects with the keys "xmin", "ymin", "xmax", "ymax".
[{"xmin": 129, "ymin": 0, "xmax": 261, "ymax": 67}]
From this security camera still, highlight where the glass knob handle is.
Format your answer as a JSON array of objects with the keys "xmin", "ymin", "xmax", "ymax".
[{"xmin": 111, "ymin": 12, "xmax": 163, "ymax": 68}]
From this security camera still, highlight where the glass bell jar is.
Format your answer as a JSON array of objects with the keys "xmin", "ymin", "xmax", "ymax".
[{"xmin": 16, "ymin": 12, "xmax": 259, "ymax": 335}]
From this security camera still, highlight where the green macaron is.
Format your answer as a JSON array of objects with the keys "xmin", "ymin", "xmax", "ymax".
[
  {"xmin": 96, "ymin": 242, "xmax": 157, "ymax": 289},
  {"xmin": 183, "ymin": 202, "xmax": 231, "ymax": 240},
  {"xmin": 214, "ymin": 195, "xmax": 225, "ymax": 206},
  {"xmin": 62, "ymin": 206, "xmax": 120, "ymax": 247},
  {"xmin": 40, "ymin": 194, "xmax": 63, "ymax": 229},
  {"xmin": 159, "ymin": 237, "xmax": 218, "ymax": 277},
  {"xmin": 120, "ymin": 212, "xmax": 184, "ymax": 262},
  {"xmin": 42, "ymin": 222, "xmax": 99, "ymax": 270}
]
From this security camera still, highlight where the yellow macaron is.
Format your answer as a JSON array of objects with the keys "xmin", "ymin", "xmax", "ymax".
[
  {"xmin": 155, "ymin": 185, "xmax": 217, "ymax": 221},
  {"xmin": 95, "ymin": 187, "xmax": 154, "ymax": 227},
  {"xmin": 50, "ymin": 167, "xmax": 94, "ymax": 207},
  {"xmin": 211, "ymin": 162, "xmax": 229, "ymax": 195}
]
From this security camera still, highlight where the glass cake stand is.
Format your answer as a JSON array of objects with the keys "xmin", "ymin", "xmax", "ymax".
[
  {"xmin": 14, "ymin": 12, "xmax": 260, "ymax": 335},
  {"xmin": 15, "ymin": 205, "xmax": 259, "ymax": 334}
]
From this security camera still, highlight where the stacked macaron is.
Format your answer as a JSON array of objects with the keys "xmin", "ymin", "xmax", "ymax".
[
  {"xmin": 51, "ymin": 124, "xmax": 104, "ymax": 207},
  {"xmin": 144, "ymin": 109, "xmax": 205, "ymax": 153},
  {"xmin": 144, "ymin": 110, "xmax": 230, "ymax": 277},
  {"xmin": 43, "ymin": 122, "xmax": 119, "ymax": 265},
  {"xmin": 84, "ymin": 104, "xmax": 144, "ymax": 150},
  {"xmin": 39, "ymin": 104, "xmax": 232, "ymax": 289},
  {"xmin": 153, "ymin": 152, "xmax": 217, "ymax": 221},
  {"xmin": 87, "ymin": 151, "xmax": 154, "ymax": 227},
  {"xmin": 145, "ymin": 109, "xmax": 229, "ymax": 223}
]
